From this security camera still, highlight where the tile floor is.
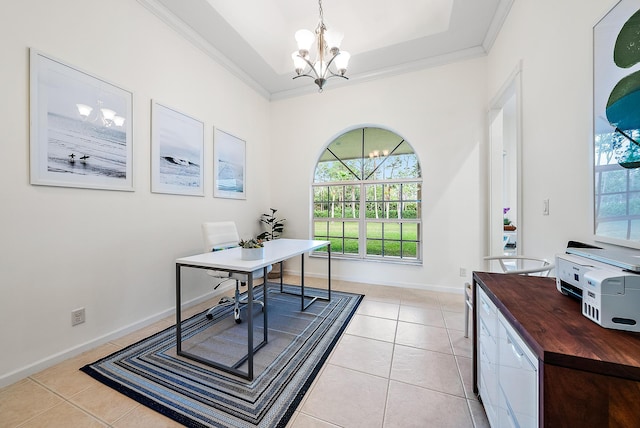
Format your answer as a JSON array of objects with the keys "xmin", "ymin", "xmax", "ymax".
[{"xmin": 0, "ymin": 276, "xmax": 489, "ymax": 428}]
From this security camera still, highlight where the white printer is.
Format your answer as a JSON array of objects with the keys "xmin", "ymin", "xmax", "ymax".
[{"xmin": 556, "ymin": 243, "xmax": 640, "ymax": 332}]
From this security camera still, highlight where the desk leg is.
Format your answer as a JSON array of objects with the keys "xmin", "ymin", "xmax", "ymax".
[
  {"xmin": 300, "ymin": 254, "xmax": 305, "ymax": 311},
  {"xmin": 247, "ymin": 271, "xmax": 254, "ymax": 380},
  {"xmin": 327, "ymin": 243, "xmax": 331, "ymax": 301},
  {"xmin": 175, "ymin": 264, "xmax": 182, "ymax": 353},
  {"xmin": 263, "ymin": 266, "xmax": 268, "ymax": 343}
]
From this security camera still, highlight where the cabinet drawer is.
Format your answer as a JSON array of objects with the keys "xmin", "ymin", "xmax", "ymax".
[
  {"xmin": 498, "ymin": 316, "xmax": 538, "ymax": 428},
  {"xmin": 478, "ymin": 287, "xmax": 498, "ymax": 342},
  {"xmin": 479, "ymin": 341, "xmax": 499, "ymax": 426}
]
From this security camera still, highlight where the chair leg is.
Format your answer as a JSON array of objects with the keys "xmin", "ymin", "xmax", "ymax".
[
  {"xmin": 464, "ymin": 284, "xmax": 470, "ymax": 338},
  {"xmin": 233, "ymin": 283, "xmax": 242, "ymax": 324},
  {"xmin": 464, "ymin": 300, "xmax": 469, "ymax": 338}
]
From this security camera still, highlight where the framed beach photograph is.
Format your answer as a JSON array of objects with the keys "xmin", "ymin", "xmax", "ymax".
[
  {"xmin": 151, "ymin": 102, "xmax": 204, "ymax": 196},
  {"xmin": 213, "ymin": 128, "xmax": 246, "ymax": 199},
  {"xmin": 29, "ymin": 49, "xmax": 133, "ymax": 191}
]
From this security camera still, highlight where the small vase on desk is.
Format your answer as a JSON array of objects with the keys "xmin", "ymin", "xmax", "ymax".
[{"xmin": 241, "ymin": 247, "xmax": 264, "ymax": 260}]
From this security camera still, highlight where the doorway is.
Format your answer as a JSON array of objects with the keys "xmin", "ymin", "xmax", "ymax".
[{"xmin": 488, "ymin": 65, "xmax": 522, "ymax": 265}]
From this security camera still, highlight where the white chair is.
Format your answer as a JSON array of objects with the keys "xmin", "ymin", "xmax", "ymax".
[
  {"xmin": 464, "ymin": 256, "xmax": 554, "ymax": 337},
  {"xmin": 202, "ymin": 221, "xmax": 271, "ymax": 323}
]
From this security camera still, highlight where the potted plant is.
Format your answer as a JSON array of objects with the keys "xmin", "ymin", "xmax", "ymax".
[
  {"xmin": 257, "ymin": 208, "xmax": 285, "ymax": 277},
  {"xmin": 503, "ymin": 207, "xmax": 516, "ymax": 231},
  {"xmin": 257, "ymin": 208, "xmax": 285, "ymax": 241},
  {"xmin": 238, "ymin": 238, "xmax": 264, "ymax": 260}
]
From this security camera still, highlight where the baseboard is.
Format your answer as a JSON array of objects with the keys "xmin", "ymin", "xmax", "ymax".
[
  {"xmin": 282, "ymin": 269, "xmax": 464, "ymax": 294},
  {"xmin": 0, "ymin": 284, "xmax": 233, "ymax": 388}
]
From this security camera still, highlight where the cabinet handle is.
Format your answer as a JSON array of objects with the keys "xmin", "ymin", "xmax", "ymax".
[
  {"xmin": 481, "ymin": 298, "xmax": 490, "ymax": 313},
  {"xmin": 507, "ymin": 334, "xmax": 524, "ymax": 360}
]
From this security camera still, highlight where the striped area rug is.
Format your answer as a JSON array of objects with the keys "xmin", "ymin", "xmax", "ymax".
[{"xmin": 81, "ymin": 285, "xmax": 363, "ymax": 427}]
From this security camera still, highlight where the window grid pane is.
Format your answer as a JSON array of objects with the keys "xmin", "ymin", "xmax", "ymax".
[{"xmin": 312, "ymin": 127, "xmax": 422, "ymax": 263}]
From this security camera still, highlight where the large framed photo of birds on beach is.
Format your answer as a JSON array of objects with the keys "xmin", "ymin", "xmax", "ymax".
[{"xmin": 29, "ymin": 49, "xmax": 133, "ymax": 191}]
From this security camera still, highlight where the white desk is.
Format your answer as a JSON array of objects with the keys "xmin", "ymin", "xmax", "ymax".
[{"xmin": 175, "ymin": 239, "xmax": 331, "ymax": 380}]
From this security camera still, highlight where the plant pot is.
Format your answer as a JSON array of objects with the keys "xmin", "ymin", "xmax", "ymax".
[
  {"xmin": 241, "ymin": 247, "xmax": 264, "ymax": 260},
  {"xmin": 268, "ymin": 263, "xmax": 282, "ymax": 279}
]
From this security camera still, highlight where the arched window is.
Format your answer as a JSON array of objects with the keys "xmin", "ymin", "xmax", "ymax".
[{"xmin": 312, "ymin": 127, "xmax": 422, "ymax": 263}]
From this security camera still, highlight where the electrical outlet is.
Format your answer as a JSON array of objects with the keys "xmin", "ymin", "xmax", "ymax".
[
  {"xmin": 71, "ymin": 308, "xmax": 85, "ymax": 326},
  {"xmin": 459, "ymin": 268, "xmax": 467, "ymax": 277},
  {"xmin": 543, "ymin": 198, "xmax": 550, "ymax": 216}
]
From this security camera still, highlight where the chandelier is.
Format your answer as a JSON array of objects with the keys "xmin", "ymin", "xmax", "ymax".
[
  {"xmin": 291, "ymin": 0, "xmax": 350, "ymax": 92},
  {"xmin": 76, "ymin": 100, "xmax": 125, "ymax": 128}
]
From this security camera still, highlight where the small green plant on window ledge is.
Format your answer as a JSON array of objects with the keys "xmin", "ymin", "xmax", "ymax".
[{"xmin": 238, "ymin": 238, "xmax": 264, "ymax": 249}]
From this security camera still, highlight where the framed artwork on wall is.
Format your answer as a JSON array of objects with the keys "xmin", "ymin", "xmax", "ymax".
[
  {"xmin": 151, "ymin": 101, "xmax": 204, "ymax": 196},
  {"xmin": 593, "ymin": 0, "xmax": 640, "ymax": 247},
  {"xmin": 29, "ymin": 49, "xmax": 133, "ymax": 191},
  {"xmin": 213, "ymin": 128, "xmax": 246, "ymax": 199}
]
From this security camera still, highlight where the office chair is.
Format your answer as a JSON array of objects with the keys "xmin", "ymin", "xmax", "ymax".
[
  {"xmin": 464, "ymin": 256, "xmax": 554, "ymax": 337},
  {"xmin": 202, "ymin": 221, "xmax": 271, "ymax": 324}
]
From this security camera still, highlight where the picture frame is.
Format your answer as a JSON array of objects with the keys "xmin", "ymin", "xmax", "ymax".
[
  {"xmin": 592, "ymin": 0, "xmax": 640, "ymax": 247},
  {"xmin": 29, "ymin": 49, "xmax": 133, "ymax": 191},
  {"xmin": 151, "ymin": 101, "xmax": 204, "ymax": 196},
  {"xmin": 213, "ymin": 128, "xmax": 246, "ymax": 199}
]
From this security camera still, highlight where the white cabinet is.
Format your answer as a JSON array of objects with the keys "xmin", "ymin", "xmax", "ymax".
[{"xmin": 477, "ymin": 287, "xmax": 539, "ymax": 428}]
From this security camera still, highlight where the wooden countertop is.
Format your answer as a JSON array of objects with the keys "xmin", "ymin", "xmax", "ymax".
[{"xmin": 473, "ymin": 271, "xmax": 640, "ymax": 381}]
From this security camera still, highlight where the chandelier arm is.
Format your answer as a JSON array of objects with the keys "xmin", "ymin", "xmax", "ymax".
[{"xmin": 296, "ymin": 54, "xmax": 321, "ymax": 79}]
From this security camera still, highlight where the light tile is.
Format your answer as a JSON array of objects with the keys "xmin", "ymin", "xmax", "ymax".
[
  {"xmin": 69, "ymin": 383, "xmax": 139, "ymax": 424},
  {"xmin": 329, "ymin": 334, "xmax": 394, "ymax": 377},
  {"xmin": 112, "ymin": 404, "xmax": 185, "ymax": 427},
  {"xmin": 384, "ymin": 380, "xmax": 474, "ymax": 428},
  {"xmin": 456, "ymin": 356, "xmax": 477, "ymax": 400},
  {"xmin": 449, "ymin": 328, "xmax": 473, "ymax": 358},
  {"xmin": 345, "ymin": 314, "xmax": 397, "ymax": 342},
  {"xmin": 400, "ymin": 288, "xmax": 441, "ymax": 308},
  {"xmin": 468, "ymin": 399, "xmax": 491, "ymax": 428},
  {"xmin": 438, "ymin": 292, "xmax": 465, "ymax": 313},
  {"xmin": 18, "ymin": 401, "xmax": 107, "ymax": 428},
  {"xmin": 0, "ymin": 378, "xmax": 63, "ymax": 427},
  {"xmin": 31, "ymin": 343, "xmax": 120, "ymax": 397},
  {"xmin": 288, "ymin": 412, "xmax": 341, "ymax": 427},
  {"xmin": 398, "ymin": 305, "xmax": 445, "ymax": 327},
  {"xmin": 443, "ymin": 310, "xmax": 467, "ymax": 332},
  {"xmin": 356, "ymin": 299, "xmax": 399, "ymax": 319},
  {"xmin": 301, "ymin": 365, "xmax": 388, "ymax": 428},
  {"xmin": 390, "ymin": 345, "xmax": 465, "ymax": 397},
  {"xmin": 395, "ymin": 321, "xmax": 452, "ymax": 354}
]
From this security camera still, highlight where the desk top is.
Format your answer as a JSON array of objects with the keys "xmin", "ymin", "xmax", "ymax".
[
  {"xmin": 473, "ymin": 271, "xmax": 640, "ymax": 381},
  {"xmin": 176, "ymin": 239, "xmax": 329, "ymax": 272}
]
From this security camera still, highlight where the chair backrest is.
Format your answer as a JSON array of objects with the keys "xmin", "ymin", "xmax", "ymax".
[
  {"xmin": 484, "ymin": 255, "xmax": 554, "ymax": 276},
  {"xmin": 202, "ymin": 221, "xmax": 240, "ymax": 253}
]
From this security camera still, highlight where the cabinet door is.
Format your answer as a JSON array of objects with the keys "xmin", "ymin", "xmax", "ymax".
[
  {"xmin": 477, "ymin": 287, "xmax": 499, "ymax": 427},
  {"xmin": 498, "ymin": 315, "xmax": 538, "ymax": 428}
]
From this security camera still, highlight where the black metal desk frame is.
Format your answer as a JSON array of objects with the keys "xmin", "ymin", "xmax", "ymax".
[{"xmin": 175, "ymin": 241, "xmax": 331, "ymax": 380}]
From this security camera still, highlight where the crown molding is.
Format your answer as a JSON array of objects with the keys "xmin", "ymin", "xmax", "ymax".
[{"xmin": 136, "ymin": 0, "xmax": 271, "ymax": 100}]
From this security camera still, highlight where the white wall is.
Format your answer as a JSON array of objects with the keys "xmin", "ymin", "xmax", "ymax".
[
  {"xmin": 486, "ymin": 0, "xmax": 620, "ymax": 260},
  {"xmin": 0, "ymin": 0, "xmax": 271, "ymax": 386},
  {"xmin": 269, "ymin": 59, "xmax": 487, "ymax": 291}
]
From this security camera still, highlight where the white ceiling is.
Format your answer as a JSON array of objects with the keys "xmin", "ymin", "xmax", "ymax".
[{"xmin": 139, "ymin": 0, "xmax": 513, "ymax": 100}]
